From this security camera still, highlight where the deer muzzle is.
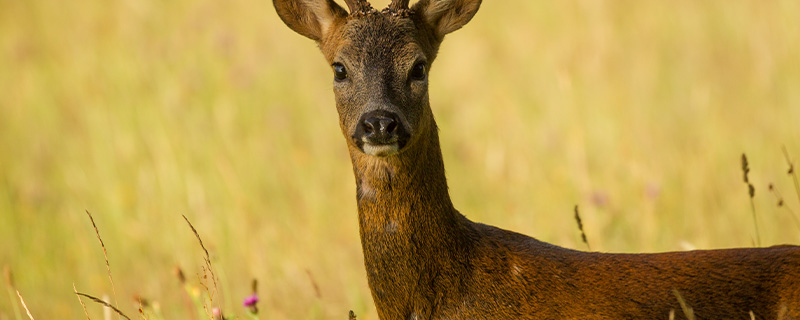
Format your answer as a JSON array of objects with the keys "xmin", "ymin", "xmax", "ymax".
[{"xmin": 353, "ymin": 110, "xmax": 409, "ymax": 157}]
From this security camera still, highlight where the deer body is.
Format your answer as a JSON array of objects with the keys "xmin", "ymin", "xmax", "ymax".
[
  {"xmin": 273, "ymin": 0, "xmax": 800, "ymax": 318},
  {"xmin": 351, "ymin": 105, "xmax": 800, "ymax": 319}
]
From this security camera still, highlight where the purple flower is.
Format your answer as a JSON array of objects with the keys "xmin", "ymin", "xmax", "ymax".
[
  {"xmin": 243, "ymin": 294, "xmax": 259, "ymax": 314},
  {"xmin": 243, "ymin": 294, "xmax": 259, "ymax": 306}
]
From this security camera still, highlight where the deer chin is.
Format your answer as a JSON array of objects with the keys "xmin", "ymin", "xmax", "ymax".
[{"xmin": 362, "ymin": 142, "xmax": 400, "ymax": 157}]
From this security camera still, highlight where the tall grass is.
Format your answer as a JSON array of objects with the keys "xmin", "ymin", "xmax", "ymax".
[{"xmin": 1, "ymin": 0, "xmax": 799, "ymax": 318}]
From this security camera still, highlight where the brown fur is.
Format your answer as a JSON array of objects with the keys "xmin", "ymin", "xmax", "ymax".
[{"xmin": 272, "ymin": 0, "xmax": 800, "ymax": 318}]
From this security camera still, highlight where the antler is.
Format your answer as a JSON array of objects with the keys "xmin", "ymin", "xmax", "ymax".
[
  {"xmin": 343, "ymin": 0, "xmax": 372, "ymax": 13},
  {"xmin": 388, "ymin": 0, "xmax": 410, "ymax": 11},
  {"xmin": 344, "ymin": 0, "xmax": 411, "ymax": 17}
]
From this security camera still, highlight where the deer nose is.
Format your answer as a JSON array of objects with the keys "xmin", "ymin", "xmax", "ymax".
[
  {"xmin": 353, "ymin": 110, "xmax": 409, "ymax": 153},
  {"xmin": 363, "ymin": 117, "xmax": 397, "ymax": 135}
]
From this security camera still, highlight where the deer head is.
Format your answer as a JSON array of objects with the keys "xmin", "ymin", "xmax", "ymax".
[{"xmin": 274, "ymin": 0, "xmax": 481, "ymax": 159}]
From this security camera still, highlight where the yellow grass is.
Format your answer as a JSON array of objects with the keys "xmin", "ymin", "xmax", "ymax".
[{"xmin": 1, "ymin": 0, "xmax": 799, "ymax": 318}]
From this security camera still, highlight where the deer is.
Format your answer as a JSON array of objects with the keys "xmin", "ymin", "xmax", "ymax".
[{"xmin": 272, "ymin": 0, "xmax": 800, "ymax": 318}]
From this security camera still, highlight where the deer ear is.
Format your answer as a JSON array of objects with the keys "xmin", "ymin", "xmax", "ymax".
[
  {"xmin": 412, "ymin": 0, "xmax": 481, "ymax": 38},
  {"xmin": 273, "ymin": 0, "xmax": 348, "ymax": 41}
]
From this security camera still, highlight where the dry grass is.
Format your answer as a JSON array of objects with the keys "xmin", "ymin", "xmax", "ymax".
[
  {"xmin": 14, "ymin": 289, "xmax": 34, "ymax": 320},
  {"xmin": 784, "ymin": 146, "xmax": 800, "ymax": 204},
  {"xmin": 2, "ymin": 0, "xmax": 800, "ymax": 318},
  {"xmin": 741, "ymin": 154, "xmax": 760, "ymax": 246},
  {"xmin": 671, "ymin": 289, "xmax": 695, "ymax": 320},
  {"xmin": 573, "ymin": 205, "xmax": 591, "ymax": 251},
  {"xmin": 182, "ymin": 214, "xmax": 219, "ymax": 319},
  {"xmin": 74, "ymin": 292, "xmax": 132, "ymax": 320},
  {"xmin": 5, "ymin": 267, "xmax": 35, "ymax": 320},
  {"xmin": 85, "ymin": 210, "xmax": 120, "ymax": 319},
  {"xmin": 73, "ymin": 283, "xmax": 92, "ymax": 320},
  {"xmin": 768, "ymin": 183, "xmax": 800, "ymax": 231}
]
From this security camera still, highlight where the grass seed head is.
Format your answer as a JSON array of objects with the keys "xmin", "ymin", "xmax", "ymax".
[{"xmin": 741, "ymin": 153, "xmax": 751, "ymax": 183}]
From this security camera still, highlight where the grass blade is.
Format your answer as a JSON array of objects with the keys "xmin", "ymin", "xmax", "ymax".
[
  {"xmin": 73, "ymin": 283, "xmax": 92, "ymax": 320},
  {"xmin": 75, "ymin": 292, "xmax": 132, "ymax": 320},
  {"xmin": 672, "ymin": 289, "xmax": 695, "ymax": 320},
  {"xmin": 85, "ymin": 210, "xmax": 120, "ymax": 319},
  {"xmin": 15, "ymin": 289, "xmax": 35, "ymax": 320}
]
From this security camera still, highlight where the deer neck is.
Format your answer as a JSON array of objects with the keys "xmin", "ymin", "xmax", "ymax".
[
  {"xmin": 349, "ymin": 116, "xmax": 471, "ymax": 312},
  {"xmin": 351, "ymin": 116, "xmax": 459, "ymax": 237}
]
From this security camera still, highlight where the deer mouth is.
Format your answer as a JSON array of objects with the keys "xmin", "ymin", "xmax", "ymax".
[
  {"xmin": 357, "ymin": 134, "xmax": 407, "ymax": 157},
  {"xmin": 362, "ymin": 141, "xmax": 400, "ymax": 157}
]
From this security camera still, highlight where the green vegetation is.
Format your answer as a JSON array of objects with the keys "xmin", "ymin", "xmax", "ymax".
[{"xmin": 1, "ymin": 0, "xmax": 799, "ymax": 318}]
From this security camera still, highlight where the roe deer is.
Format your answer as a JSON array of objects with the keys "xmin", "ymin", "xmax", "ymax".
[{"xmin": 272, "ymin": 0, "xmax": 800, "ymax": 318}]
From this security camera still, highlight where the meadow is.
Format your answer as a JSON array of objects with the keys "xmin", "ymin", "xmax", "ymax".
[{"xmin": 1, "ymin": 0, "xmax": 800, "ymax": 318}]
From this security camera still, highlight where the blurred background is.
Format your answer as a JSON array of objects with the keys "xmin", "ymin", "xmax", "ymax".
[{"xmin": 1, "ymin": 0, "xmax": 799, "ymax": 318}]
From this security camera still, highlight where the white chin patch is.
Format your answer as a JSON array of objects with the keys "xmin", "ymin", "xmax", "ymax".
[{"xmin": 363, "ymin": 143, "xmax": 399, "ymax": 157}]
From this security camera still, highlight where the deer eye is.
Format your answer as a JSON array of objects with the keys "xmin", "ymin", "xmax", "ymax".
[
  {"xmin": 333, "ymin": 63, "xmax": 348, "ymax": 81},
  {"xmin": 409, "ymin": 62, "xmax": 426, "ymax": 81}
]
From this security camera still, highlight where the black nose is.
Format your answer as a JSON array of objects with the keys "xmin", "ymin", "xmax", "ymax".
[
  {"xmin": 363, "ymin": 116, "xmax": 397, "ymax": 135},
  {"xmin": 353, "ymin": 110, "xmax": 409, "ymax": 149}
]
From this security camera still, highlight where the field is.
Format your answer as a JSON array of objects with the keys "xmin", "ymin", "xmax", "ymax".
[{"xmin": 2, "ymin": 0, "xmax": 800, "ymax": 318}]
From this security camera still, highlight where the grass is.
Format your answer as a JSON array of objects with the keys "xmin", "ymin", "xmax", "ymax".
[
  {"xmin": 671, "ymin": 289, "xmax": 695, "ymax": 320},
  {"xmin": 1, "ymin": 0, "xmax": 800, "ymax": 319}
]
